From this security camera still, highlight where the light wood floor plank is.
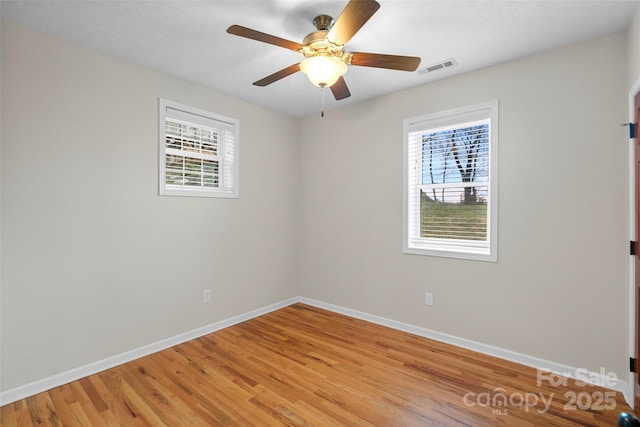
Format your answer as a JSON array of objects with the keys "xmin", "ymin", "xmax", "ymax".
[{"xmin": 0, "ymin": 303, "xmax": 633, "ymax": 426}]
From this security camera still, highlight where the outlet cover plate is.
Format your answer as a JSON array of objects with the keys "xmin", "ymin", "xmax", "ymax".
[{"xmin": 425, "ymin": 292, "xmax": 433, "ymax": 306}]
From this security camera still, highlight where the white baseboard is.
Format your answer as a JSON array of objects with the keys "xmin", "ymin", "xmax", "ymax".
[
  {"xmin": 298, "ymin": 297, "xmax": 633, "ymax": 407},
  {"xmin": 1, "ymin": 295, "xmax": 632, "ymax": 408},
  {"xmin": 0, "ymin": 297, "xmax": 297, "ymax": 406}
]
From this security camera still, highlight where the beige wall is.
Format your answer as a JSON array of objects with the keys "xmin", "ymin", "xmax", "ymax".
[
  {"xmin": 629, "ymin": 4, "xmax": 640, "ymax": 88},
  {"xmin": 0, "ymin": 22, "xmax": 299, "ymax": 391},
  {"xmin": 298, "ymin": 33, "xmax": 629, "ymax": 378}
]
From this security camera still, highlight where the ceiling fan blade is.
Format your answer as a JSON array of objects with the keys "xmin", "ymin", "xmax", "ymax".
[
  {"xmin": 227, "ymin": 25, "xmax": 302, "ymax": 52},
  {"xmin": 330, "ymin": 76, "xmax": 351, "ymax": 100},
  {"xmin": 253, "ymin": 63, "xmax": 301, "ymax": 87},
  {"xmin": 327, "ymin": 0, "xmax": 380, "ymax": 46},
  {"xmin": 350, "ymin": 52, "xmax": 421, "ymax": 71}
]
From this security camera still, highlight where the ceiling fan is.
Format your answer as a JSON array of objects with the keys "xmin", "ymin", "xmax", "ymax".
[{"xmin": 226, "ymin": 0, "xmax": 421, "ymax": 102}]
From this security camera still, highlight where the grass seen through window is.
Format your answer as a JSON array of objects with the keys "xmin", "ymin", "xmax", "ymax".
[{"xmin": 420, "ymin": 189, "xmax": 487, "ymax": 241}]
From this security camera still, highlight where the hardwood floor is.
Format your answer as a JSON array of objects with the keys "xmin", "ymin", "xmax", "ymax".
[{"xmin": 0, "ymin": 303, "xmax": 633, "ymax": 426}]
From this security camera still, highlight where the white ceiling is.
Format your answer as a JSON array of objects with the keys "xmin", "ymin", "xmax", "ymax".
[{"xmin": 2, "ymin": 0, "xmax": 638, "ymax": 118}]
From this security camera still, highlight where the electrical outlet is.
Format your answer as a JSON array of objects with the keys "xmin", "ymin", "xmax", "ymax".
[
  {"xmin": 203, "ymin": 289, "xmax": 211, "ymax": 303},
  {"xmin": 425, "ymin": 292, "xmax": 433, "ymax": 306}
]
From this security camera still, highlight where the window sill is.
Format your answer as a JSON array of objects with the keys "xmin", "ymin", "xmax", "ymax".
[{"xmin": 403, "ymin": 245, "xmax": 497, "ymax": 262}]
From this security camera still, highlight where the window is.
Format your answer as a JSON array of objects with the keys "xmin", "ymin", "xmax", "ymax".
[
  {"xmin": 403, "ymin": 101, "xmax": 498, "ymax": 261},
  {"xmin": 159, "ymin": 99, "xmax": 239, "ymax": 198}
]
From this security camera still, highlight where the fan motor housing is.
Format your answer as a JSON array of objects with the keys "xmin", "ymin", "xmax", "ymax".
[
  {"xmin": 301, "ymin": 30, "xmax": 346, "ymax": 60},
  {"xmin": 302, "ymin": 30, "xmax": 329, "ymax": 46}
]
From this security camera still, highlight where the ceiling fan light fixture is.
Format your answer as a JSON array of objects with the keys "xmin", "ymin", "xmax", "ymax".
[
  {"xmin": 227, "ymin": 0, "xmax": 421, "ymax": 102},
  {"xmin": 300, "ymin": 55, "xmax": 347, "ymax": 87}
]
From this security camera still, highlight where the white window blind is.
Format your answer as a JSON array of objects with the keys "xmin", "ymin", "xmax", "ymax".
[
  {"xmin": 403, "ymin": 101, "xmax": 498, "ymax": 261},
  {"xmin": 159, "ymin": 99, "xmax": 239, "ymax": 198}
]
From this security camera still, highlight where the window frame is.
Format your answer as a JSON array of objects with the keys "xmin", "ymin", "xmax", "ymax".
[
  {"xmin": 158, "ymin": 98, "xmax": 239, "ymax": 199},
  {"xmin": 403, "ymin": 101, "xmax": 498, "ymax": 262}
]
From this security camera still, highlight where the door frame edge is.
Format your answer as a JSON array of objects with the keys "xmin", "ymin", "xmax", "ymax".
[{"xmin": 626, "ymin": 75, "xmax": 640, "ymax": 409}]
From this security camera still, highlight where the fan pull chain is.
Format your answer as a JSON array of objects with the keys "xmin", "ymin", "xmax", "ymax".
[{"xmin": 321, "ymin": 85, "xmax": 326, "ymax": 118}]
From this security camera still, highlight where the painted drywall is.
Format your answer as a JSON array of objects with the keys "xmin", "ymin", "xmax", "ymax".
[
  {"xmin": 0, "ymin": 21, "xmax": 299, "ymax": 391},
  {"xmin": 298, "ymin": 33, "xmax": 629, "ymax": 378},
  {"xmin": 628, "ymin": 3, "xmax": 640, "ymax": 88}
]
